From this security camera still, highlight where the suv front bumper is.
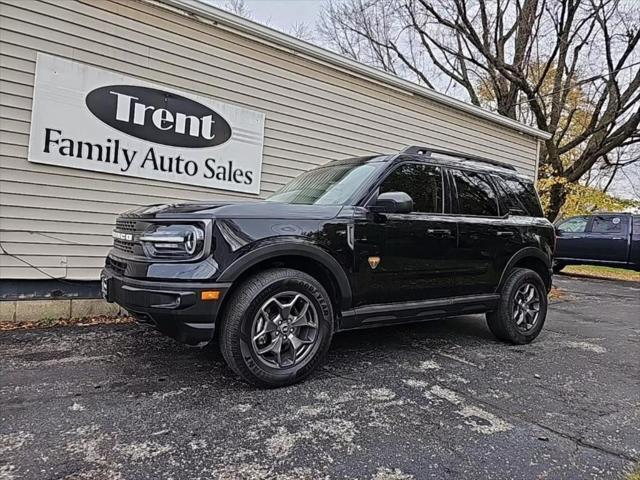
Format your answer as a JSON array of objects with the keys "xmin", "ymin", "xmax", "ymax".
[{"xmin": 101, "ymin": 269, "xmax": 231, "ymax": 345}]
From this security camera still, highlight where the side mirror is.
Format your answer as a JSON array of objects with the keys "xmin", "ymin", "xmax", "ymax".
[{"xmin": 370, "ymin": 191, "xmax": 414, "ymax": 214}]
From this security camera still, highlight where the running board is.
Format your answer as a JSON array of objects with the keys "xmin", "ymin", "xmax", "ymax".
[{"xmin": 338, "ymin": 294, "xmax": 500, "ymax": 331}]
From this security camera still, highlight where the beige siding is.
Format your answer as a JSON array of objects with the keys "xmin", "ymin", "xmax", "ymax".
[{"xmin": 0, "ymin": 0, "xmax": 540, "ymax": 280}]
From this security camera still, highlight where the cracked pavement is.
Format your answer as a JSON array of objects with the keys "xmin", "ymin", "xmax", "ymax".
[{"xmin": 1, "ymin": 275, "xmax": 639, "ymax": 479}]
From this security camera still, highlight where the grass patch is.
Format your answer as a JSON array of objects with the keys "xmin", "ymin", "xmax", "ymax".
[
  {"xmin": 625, "ymin": 464, "xmax": 640, "ymax": 480},
  {"xmin": 562, "ymin": 265, "xmax": 640, "ymax": 282}
]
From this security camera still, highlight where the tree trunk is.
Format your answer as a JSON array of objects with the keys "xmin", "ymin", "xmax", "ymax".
[{"xmin": 546, "ymin": 182, "xmax": 566, "ymax": 222}]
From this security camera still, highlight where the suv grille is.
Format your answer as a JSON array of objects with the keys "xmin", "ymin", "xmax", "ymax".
[
  {"xmin": 114, "ymin": 238, "xmax": 134, "ymax": 254},
  {"xmin": 116, "ymin": 219, "xmax": 136, "ymax": 233},
  {"xmin": 112, "ymin": 217, "xmax": 151, "ymax": 257}
]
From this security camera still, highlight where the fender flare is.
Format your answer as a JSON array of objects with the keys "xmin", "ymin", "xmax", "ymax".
[
  {"xmin": 497, "ymin": 247, "xmax": 552, "ymax": 291},
  {"xmin": 217, "ymin": 241, "xmax": 353, "ymax": 310}
]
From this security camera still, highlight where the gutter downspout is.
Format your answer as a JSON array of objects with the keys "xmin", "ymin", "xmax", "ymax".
[{"xmin": 534, "ymin": 139, "xmax": 541, "ymax": 182}]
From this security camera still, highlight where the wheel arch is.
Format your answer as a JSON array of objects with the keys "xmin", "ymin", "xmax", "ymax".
[
  {"xmin": 217, "ymin": 242, "xmax": 353, "ymax": 314},
  {"xmin": 498, "ymin": 248, "xmax": 552, "ymax": 292}
]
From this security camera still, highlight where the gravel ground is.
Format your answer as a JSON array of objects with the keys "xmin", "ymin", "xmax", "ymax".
[{"xmin": 1, "ymin": 275, "xmax": 638, "ymax": 480}]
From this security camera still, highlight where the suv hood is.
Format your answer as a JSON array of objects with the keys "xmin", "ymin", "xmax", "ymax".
[{"xmin": 122, "ymin": 201, "xmax": 344, "ymax": 220}]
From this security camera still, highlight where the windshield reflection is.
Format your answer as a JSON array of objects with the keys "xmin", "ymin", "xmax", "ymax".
[{"xmin": 267, "ymin": 163, "xmax": 379, "ymax": 205}]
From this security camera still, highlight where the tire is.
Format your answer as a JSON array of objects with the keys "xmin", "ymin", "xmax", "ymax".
[
  {"xmin": 553, "ymin": 262, "xmax": 565, "ymax": 274},
  {"xmin": 486, "ymin": 268, "xmax": 548, "ymax": 344},
  {"xmin": 219, "ymin": 268, "xmax": 334, "ymax": 388}
]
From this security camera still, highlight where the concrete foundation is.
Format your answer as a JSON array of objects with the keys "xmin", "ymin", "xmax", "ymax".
[{"xmin": 0, "ymin": 299, "xmax": 124, "ymax": 323}]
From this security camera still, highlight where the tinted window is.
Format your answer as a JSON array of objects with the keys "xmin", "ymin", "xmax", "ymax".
[
  {"xmin": 379, "ymin": 163, "xmax": 443, "ymax": 213},
  {"xmin": 492, "ymin": 177, "xmax": 523, "ymax": 215},
  {"xmin": 502, "ymin": 177, "xmax": 544, "ymax": 217},
  {"xmin": 591, "ymin": 215, "xmax": 623, "ymax": 234},
  {"xmin": 557, "ymin": 217, "xmax": 588, "ymax": 233},
  {"xmin": 451, "ymin": 170, "xmax": 499, "ymax": 216}
]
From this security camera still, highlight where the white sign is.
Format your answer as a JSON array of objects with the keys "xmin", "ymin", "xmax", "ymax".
[{"xmin": 28, "ymin": 54, "xmax": 265, "ymax": 194}]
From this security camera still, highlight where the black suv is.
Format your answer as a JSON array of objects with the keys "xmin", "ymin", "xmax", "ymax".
[{"xmin": 102, "ymin": 146, "xmax": 554, "ymax": 387}]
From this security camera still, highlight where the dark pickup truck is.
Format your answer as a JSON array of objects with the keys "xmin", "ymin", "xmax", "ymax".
[{"xmin": 554, "ymin": 213, "xmax": 640, "ymax": 272}]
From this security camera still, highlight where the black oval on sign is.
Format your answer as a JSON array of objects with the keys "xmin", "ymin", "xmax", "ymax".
[{"xmin": 85, "ymin": 85, "xmax": 232, "ymax": 148}]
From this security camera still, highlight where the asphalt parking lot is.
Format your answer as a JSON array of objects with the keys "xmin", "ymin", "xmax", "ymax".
[{"xmin": 1, "ymin": 275, "xmax": 638, "ymax": 480}]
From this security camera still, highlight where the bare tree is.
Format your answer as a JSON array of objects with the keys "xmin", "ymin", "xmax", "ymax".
[
  {"xmin": 319, "ymin": 0, "xmax": 640, "ymax": 219},
  {"xmin": 586, "ymin": 143, "xmax": 639, "ymax": 194},
  {"xmin": 289, "ymin": 21, "xmax": 317, "ymax": 43},
  {"xmin": 223, "ymin": 0, "xmax": 253, "ymax": 19}
]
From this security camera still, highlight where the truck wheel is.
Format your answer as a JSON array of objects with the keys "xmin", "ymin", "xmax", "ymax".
[
  {"xmin": 486, "ymin": 268, "xmax": 548, "ymax": 344},
  {"xmin": 553, "ymin": 262, "xmax": 565, "ymax": 274},
  {"xmin": 219, "ymin": 268, "xmax": 333, "ymax": 388}
]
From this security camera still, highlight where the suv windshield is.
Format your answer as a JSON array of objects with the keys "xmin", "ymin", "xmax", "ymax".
[{"xmin": 266, "ymin": 162, "xmax": 379, "ymax": 205}]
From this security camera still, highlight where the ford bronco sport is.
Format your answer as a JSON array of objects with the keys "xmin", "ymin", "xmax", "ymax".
[{"xmin": 102, "ymin": 146, "xmax": 555, "ymax": 387}]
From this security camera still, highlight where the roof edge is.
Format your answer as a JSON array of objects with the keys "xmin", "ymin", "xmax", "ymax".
[{"xmin": 156, "ymin": 0, "xmax": 552, "ymax": 141}]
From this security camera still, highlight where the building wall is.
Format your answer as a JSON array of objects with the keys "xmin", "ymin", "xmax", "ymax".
[{"xmin": 0, "ymin": 0, "xmax": 540, "ymax": 281}]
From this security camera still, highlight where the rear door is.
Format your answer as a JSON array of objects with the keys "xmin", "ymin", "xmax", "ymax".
[
  {"xmin": 580, "ymin": 214, "xmax": 629, "ymax": 262},
  {"xmin": 450, "ymin": 168, "xmax": 522, "ymax": 296}
]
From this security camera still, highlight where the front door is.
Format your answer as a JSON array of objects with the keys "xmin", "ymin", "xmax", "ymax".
[
  {"xmin": 352, "ymin": 163, "xmax": 458, "ymax": 306},
  {"xmin": 555, "ymin": 216, "xmax": 591, "ymax": 260}
]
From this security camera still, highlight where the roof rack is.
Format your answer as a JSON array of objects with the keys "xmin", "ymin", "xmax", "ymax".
[{"xmin": 401, "ymin": 145, "xmax": 518, "ymax": 171}]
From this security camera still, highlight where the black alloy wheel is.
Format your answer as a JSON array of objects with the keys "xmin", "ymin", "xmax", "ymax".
[
  {"xmin": 487, "ymin": 268, "xmax": 548, "ymax": 344},
  {"xmin": 219, "ymin": 268, "xmax": 333, "ymax": 387}
]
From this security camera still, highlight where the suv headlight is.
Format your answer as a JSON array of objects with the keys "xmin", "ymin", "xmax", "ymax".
[{"xmin": 140, "ymin": 224, "xmax": 205, "ymax": 259}]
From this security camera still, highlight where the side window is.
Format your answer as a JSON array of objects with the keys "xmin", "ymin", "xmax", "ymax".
[
  {"xmin": 379, "ymin": 163, "xmax": 443, "ymax": 213},
  {"xmin": 557, "ymin": 217, "xmax": 588, "ymax": 233},
  {"xmin": 502, "ymin": 177, "xmax": 544, "ymax": 217},
  {"xmin": 451, "ymin": 169, "xmax": 499, "ymax": 216},
  {"xmin": 591, "ymin": 216, "xmax": 623, "ymax": 234},
  {"xmin": 492, "ymin": 176, "xmax": 524, "ymax": 215}
]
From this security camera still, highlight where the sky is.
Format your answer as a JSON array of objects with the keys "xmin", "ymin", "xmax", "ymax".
[{"xmin": 207, "ymin": 0, "xmax": 326, "ymax": 32}]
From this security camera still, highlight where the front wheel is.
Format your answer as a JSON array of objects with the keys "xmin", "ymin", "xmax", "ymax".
[
  {"xmin": 487, "ymin": 268, "xmax": 548, "ymax": 344},
  {"xmin": 219, "ymin": 268, "xmax": 334, "ymax": 388}
]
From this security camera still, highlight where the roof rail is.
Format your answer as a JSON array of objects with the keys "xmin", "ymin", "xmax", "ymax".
[{"xmin": 401, "ymin": 145, "xmax": 518, "ymax": 171}]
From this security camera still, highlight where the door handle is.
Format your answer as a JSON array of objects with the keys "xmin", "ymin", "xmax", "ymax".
[
  {"xmin": 496, "ymin": 231, "xmax": 515, "ymax": 237},
  {"xmin": 427, "ymin": 228, "xmax": 451, "ymax": 236}
]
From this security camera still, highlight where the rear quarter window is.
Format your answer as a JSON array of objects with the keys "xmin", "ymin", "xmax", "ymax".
[{"xmin": 501, "ymin": 177, "xmax": 544, "ymax": 217}]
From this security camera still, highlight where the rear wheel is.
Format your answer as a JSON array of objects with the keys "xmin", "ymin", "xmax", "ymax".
[
  {"xmin": 219, "ymin": 268, "xmax": 333, "ymax": 388},
  {"xmin": 487, "ymin": 268, "xmax": 548, "ymax": 344}
]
